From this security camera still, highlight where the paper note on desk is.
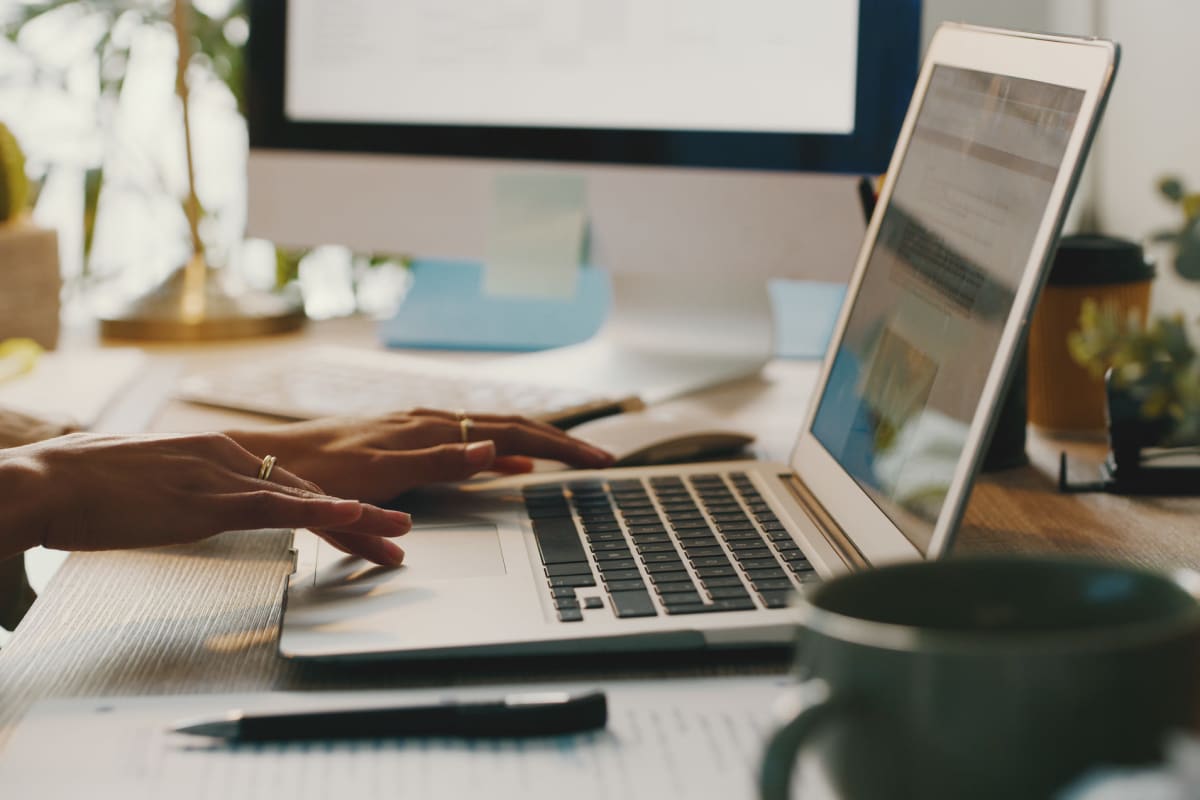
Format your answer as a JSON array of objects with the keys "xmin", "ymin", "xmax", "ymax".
[
  {"xmin": 0, "ymin": 348, "xmax": 145, "ymax": 428},
  {"xmin": 0, "ymin": 676, "xmax": 832, "ymax": 799},
  {"xmin": 483, "ymin": 172, "xmax": 587, "ymax": 299}
]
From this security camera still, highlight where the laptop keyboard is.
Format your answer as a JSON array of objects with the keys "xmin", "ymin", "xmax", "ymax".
[{"xmin": 523, "ymin": 472, "xmax": 818, "ymax": 623}]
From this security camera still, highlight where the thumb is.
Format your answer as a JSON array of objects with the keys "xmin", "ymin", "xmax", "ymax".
[{"xmin": 411, "ymin": 440, "xmax": 496, "ymax": 483}]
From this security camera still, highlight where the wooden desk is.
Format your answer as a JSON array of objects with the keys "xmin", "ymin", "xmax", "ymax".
[{"xmin": 1, "ymin": 318, "xmax": 1197, "ymax": 748}]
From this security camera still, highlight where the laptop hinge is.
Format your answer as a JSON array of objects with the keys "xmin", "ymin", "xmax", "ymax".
[{"xmin": 780, "ymin": 473, "xmax": 870, "ymax": 571}]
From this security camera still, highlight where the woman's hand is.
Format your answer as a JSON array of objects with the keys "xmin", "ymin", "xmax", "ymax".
[
  {"xmin": 225, "ymin": 408, "xmax": 615, "ymax": 504},
  {"xmin": 0, "ymin": 432, "xmax": 411, "ymax": 565}
]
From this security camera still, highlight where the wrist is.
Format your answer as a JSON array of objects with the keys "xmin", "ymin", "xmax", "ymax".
[{"xmin": 0, "ymin": 451, "xmax": 50, "ymax": 558}]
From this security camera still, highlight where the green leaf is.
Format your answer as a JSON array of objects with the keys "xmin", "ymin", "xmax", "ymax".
[{"xmin": 1160, "ymin": 176, "xmax": 1186, "ymax": 203}]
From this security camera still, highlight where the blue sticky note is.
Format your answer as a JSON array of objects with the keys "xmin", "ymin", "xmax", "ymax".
[{"xmin": 769, "ymin": 279, "xmax": 847, "ymax": 359}]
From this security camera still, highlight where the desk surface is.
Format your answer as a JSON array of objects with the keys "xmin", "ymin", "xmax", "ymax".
[{"xmin": 2, "ymin": 317, "xmax": 1197, "ymax": 748}]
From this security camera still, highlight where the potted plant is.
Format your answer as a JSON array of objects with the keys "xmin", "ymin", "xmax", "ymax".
[{"xmin": 0, "ymin": 121, "xmax": 60, "ymax": 350}]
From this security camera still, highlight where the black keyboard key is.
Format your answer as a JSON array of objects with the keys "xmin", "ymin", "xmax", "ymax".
[
  {"xmin": 548, "ymin": 574, "xmax": 596, "ymax": 588},
  {"xmin": 583, "ymin": 597, "xmax": 605, "ymax": 610},
  {"xmin": 594, "ymin": 550, "xmax": 636, "ymax": 564},
  {"xmin": 628, "ymin": 524, "xmax": 668, "ymax": 536},
  {"xmin": 707, "ymin": 585, "xmax": 752, "ymax": 601},
  {"xmin": 690, "ymin": 555, "xmax": 734, "ymax": 569},
  {"xmin": 701, "ymin": 575, "xmax": 746, "ymax": 589},
  {"xmin": 766, "ymin": 530, "xmax": 794, "ymax": 542},
  {"xmin": 694, "ymin": 564, "xmax": 738, "ymax": 578},
  {"xmin": 663, "ymin": 603, "xmax": 712, "ymax": 615},
  {"xmin": 610, "ymin": 590, "xmax": 657, "ymax": 618},
  {"xmin": 682, "ymin": 545, "xmax": 726, "ymax": 558},
  {"xmin": 582, "ymin": 520, "xmax": 621, "ymax": 533},
  {"xmin": 761, "ymin": 521, "xmax": 787, "ymax": 532},
  {"xmin": 605, "ymin": 578, "xmax": 648, "ymax": 592},
  {"xmin": 585, "ymin": 530, "xmax": 625, "ymax": 543},
  {"xmin": 659, "ymin": 590, "xmax": 704, "ymax": 607},
  {"xmin": 759, "ymin": 590, "xmax": 793, "ymax": 609},
  {"xmin": 738, "ymin": 557, "xmax": 781, "ymax": 571},
  {"xmin": 644, "ymin": 561, "xmax": 690, "ymax": 576},
  {"xmin": 554, "ymin": 596, "xmax": 581, "ymax": 610},
  {"xmin": 599, "ymin": 568, "xmax": 643, "ymax": 582},
  {"xmin": 718, "ymin": 524, "xmax": 758, "ymax": 536},
  {"xmin": 641, "ymin": 552, "xmax": 685, "ymax": 565},
  {"xmin": 774, "ymin": 541, "xmax": 803, "ymax": 553},
  {"xmin": 597, "ymin": 558, "xmax": 638, "ymax": 573},
  {"xmin": 545, "ymin": 563, "xmax": 593, "ymax": 578},
  {"xmin": 653, "ymin": 578, "xmax": 699, "ymax": 593},
  {"xmin": 558, "ymin": 608, "xmax": 584, "ymax": 622},
  {"xmin": 608, "ymin": 479, "xmax": 645, "ymax": 491},
  {"xmin": 788, "ymin": 561, "xmax": 817, "ymax": 574},
  {"xmin": 711, "ymin": 597, "xmax": 757, "ymax": 612},
  {"xmin": 629, "ymin": 532, "xmax": 672, "ymax": 545},
  {"xmin": 781, "ymin": 550, "xmax": 810, "ymax": 563},
  {"xmin": 550, "ymin": 586, "xmax": 578, "ymax": 599},
  {"xmin": 621, "ymin": 512, "xmax": 661, "ymax": 524},
  {"xmin": 732, "ymin": 550, "xmax": 776, "ymax": 564},
  {"xmin": 590, "ymin": 540, "xmax": 632, "ymax": 553},
  {"xmin": 745, "ymin": 567, "xmax": 789, "ymax": 582},
  {"xmin": 636, "ymin": 542, "xmax": 679, "ymax": 554},
  {"xmin": 751, "ymin": 578, "xmax": 795, "ymax": 591},
  {"xmin": 671, "ymin": 520, "xmax": 713, "ymax": 532},
  {"xmin": 531, "ymin": 518, "xmax": 588, "ymax": 565}
]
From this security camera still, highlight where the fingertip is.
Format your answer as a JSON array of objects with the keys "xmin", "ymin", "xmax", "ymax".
[{"xmin": 464, "ymin": 440, "xmax": 496, "ymax": 471}]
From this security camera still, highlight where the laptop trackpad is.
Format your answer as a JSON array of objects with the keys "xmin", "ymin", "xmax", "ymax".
[{"xmin": 317, "ymin": 523, "xmax": 507, "ymax": 582}]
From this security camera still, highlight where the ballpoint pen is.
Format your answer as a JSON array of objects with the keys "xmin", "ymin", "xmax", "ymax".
[{"xmin": 171, "ymin": 691, "xmax": 607, "ymax": 741}]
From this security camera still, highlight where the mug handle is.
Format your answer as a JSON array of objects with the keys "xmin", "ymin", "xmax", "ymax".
[{"xmin": 759, "ymin": 680, "xmax": 844, "ymax": 800}]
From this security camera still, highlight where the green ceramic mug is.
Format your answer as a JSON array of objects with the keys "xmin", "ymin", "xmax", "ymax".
[{"xmin": 759, "ymin": 557, "xmax": 1200, "ymax": 800}]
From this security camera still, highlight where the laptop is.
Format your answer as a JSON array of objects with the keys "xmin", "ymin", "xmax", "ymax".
[{"xmin": 279, "ymin": 24, "xmax": 1119, "ymax": 662}]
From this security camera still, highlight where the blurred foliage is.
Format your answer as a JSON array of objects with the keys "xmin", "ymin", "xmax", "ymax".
[
  {"xmin": 5, "ymin": 1, "xmax": 246, "ymax": 112},
  {"xmin": 1070, "ymin": 298, "xmax": 1200, "ymax": 445},
  {"xmin": 4, "ymin": 0, "xmax": 246, "ymax": 270},
  {"xmin": 1152, "ymin": 175, "xmax": 1200, "ymax": 281}
]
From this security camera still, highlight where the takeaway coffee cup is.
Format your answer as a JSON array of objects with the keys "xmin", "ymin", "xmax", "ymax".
[{"xmin": 759, "ymin": 557, "xmax": 1200, "ymax": 800}]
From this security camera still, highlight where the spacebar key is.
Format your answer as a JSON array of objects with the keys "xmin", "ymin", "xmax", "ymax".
[
  {"xmin": 610, "ymin": 590, "xmax": 657, "ymax": 618},
  {"xmin": 532, "ymin": 518, "xmax": 588, "ymax": 565}
]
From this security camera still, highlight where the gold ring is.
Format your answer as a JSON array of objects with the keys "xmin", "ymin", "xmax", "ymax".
[
  {"xmin": 454, "ymin": 409, "xmax": 467, "ymax": 422},
  {"xmin": 459, "ymin": 417, "xmax": 474, "ymax": 444},
  {"xmin": 257, "ymin": 454, "xmax": 277, "ymax": 481}
]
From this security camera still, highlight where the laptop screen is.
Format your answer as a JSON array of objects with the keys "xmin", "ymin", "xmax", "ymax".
[{"xmin": 810, "ymin": 65, "xmax": 1084, "ymax": 554}]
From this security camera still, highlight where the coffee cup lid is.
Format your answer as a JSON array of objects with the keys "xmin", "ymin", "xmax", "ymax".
[{"xmin": 1049, "ymin": 234, "xmax": 1155, "ymax": 286}]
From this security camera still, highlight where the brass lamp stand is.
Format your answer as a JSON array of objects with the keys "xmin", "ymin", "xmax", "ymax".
[{"xmin": 98, "ymin": 0, "xmax": 304, "ymax": 340}]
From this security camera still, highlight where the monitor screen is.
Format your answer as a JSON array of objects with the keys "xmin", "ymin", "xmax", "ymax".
[
  {"xmin": 809, "ymin": 65, "xmax": 1084, "ymax": 554},
  {"xmin": 285, "ymin": 2, "xmax": 857, "ymax": 135},
  {"xmin": 247, "ymin": 0, "xmax": 919, "ymax": 172}
]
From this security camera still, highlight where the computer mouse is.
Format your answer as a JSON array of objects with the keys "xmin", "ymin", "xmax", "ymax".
[{"xmin": 568, "ymin": 408, "xmax": 755, "ymax": 467}]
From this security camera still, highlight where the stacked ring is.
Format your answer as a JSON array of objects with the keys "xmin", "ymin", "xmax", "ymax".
[
  {"xmin": 459, "ymin": 417, "xmax": 474, "ymax": 444},
  {"xmin": 257, "ymin": 454, "xmax": 277, "ymax": 481}
]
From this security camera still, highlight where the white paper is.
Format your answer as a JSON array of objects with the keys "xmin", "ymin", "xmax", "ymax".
[
  {"xmin": 0, "ymin": 348, "xmax": 145, "ymax": 428},
  {"xmin": 0, "ymin": 676, "xmax": 832, "ymax": 800}
]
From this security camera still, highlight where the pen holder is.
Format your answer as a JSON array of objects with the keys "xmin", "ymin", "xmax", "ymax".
[{"xmin": 1027, "ymin": 235, "xmax": 1153, "ymax": 435}]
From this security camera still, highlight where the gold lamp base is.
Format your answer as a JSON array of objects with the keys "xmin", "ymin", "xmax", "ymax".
[{"xmin": 98, "ymin": 256, "xmax": 306, "ymax": 341}]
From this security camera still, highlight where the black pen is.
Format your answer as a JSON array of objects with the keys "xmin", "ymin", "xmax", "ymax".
[{"xmin": 171, "ymin": 691, "xmax": 607, "ymax": 741}]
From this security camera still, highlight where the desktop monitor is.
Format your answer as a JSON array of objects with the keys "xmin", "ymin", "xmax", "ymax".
[{"xmin": 244, "ymin": 1, "xmax": 921, "ymax": 400}]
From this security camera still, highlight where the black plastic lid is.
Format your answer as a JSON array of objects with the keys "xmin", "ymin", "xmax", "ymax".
[{"xmin": 1048, "ymin": 234, "xmax": 1155, "ymax": 286}]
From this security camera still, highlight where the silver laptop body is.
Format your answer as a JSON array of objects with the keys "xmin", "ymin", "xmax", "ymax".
[{"xmin": 280, "ymin": 24, "xmax": 1119, "ymax": 662}]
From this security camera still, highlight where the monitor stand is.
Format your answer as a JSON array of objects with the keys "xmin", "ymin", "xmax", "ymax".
[{"xmin": 479, "ymin": 270, "xmax": 773, "ymax": 404}]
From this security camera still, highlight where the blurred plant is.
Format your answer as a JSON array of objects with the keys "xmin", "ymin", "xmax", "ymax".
[
  {"xmin": 0, "ymin": 121, "xmax": 29, "ymax": 223},
  {"xmin": 1152, "ymin": 175, "xmax": 1200, "ymax": 281},
  {"xmin": 3, "ymin": 0, "xmax": 247, "ymax": 275},
  {"xmin": 1070, "ymin": 298, "xmax": 1200, "ymax": 445}
]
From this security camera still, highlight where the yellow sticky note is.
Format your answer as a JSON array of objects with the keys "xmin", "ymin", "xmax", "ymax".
[
  {"xmin": 0, "ymin": 338, "xmax": 43, "ymax": 384},
  {"xmin": 483, "ymin": 173, "xmax": 587, "ymax": 299}
]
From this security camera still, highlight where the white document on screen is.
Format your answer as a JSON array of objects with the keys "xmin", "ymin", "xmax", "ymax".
[
  {"xmin": 284, "ymin": 0, "xmax": 859, "ymax": 135},
  {"xmin": 0, "ymin": 676, "xmax": 837, "ymax": 800}
]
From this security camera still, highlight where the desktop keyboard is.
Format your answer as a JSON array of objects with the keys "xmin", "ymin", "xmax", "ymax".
[
  {"xmin": 524, "ymin": 472, "xmax": 817, "ymax": 622},
  {"xmin": 176, "ymin": 346, "xmax": 631, "ymax": 427}
]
